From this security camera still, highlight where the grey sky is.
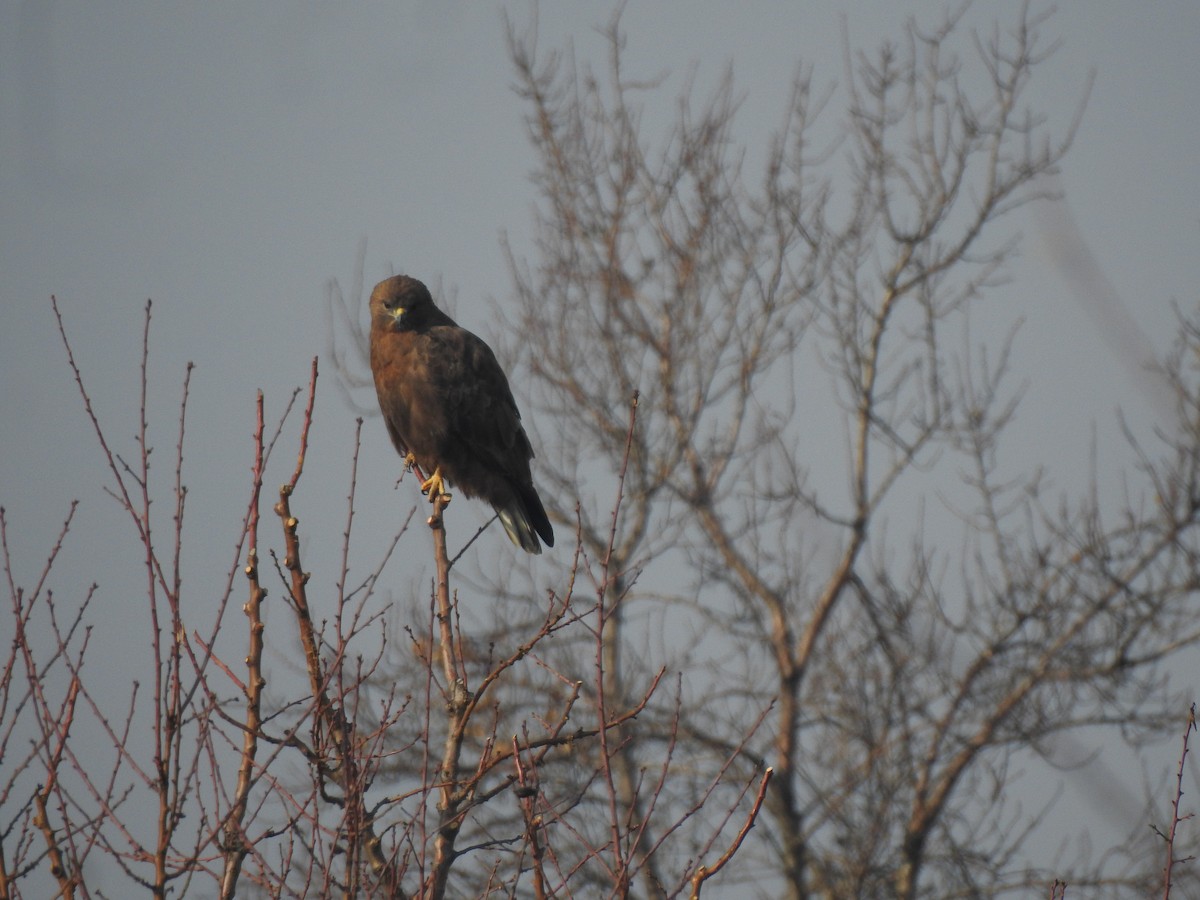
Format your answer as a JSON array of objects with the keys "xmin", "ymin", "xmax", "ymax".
[
  {"xmin": 3, "ymin": 2, "xmax": 1196, "ymax": 490},
  {"xmin": 1, "ymin": 0, "xmax": 1198, "ymax": 887}
]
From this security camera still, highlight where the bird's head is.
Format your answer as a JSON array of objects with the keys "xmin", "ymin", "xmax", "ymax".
[{"xmin": 369, "ymin": 275, "xmax": 437, "ymax": 332}]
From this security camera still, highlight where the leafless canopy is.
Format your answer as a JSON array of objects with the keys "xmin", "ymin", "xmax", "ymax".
[
  {"xmin": 497, "ymin": 5, "xmax": 1199, "ymax": 898},
  {"xmin": 3, "ymin": 5, "xmax": 1199, "ymax": 900}
]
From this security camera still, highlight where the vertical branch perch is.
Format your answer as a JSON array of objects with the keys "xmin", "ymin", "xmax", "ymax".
[
  {"xmin": 426, "ymin": 490, "xmax": 469, "ymax": 900},
  {"xmin": 428, "ymin": 493, "xmax": 460, "ymax": 690}
]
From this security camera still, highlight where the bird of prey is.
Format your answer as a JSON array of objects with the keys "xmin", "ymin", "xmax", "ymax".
[{"xmin": 369, "ymin": 275, "xmax": 554, "ymax": 554}]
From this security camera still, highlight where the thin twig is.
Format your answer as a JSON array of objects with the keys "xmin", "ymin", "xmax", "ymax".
[
  {"xmin": 276, "ymin": 358, "xmax": 407, "ymax": 897},
  {"xmin": 512, "ymin": 735, "xmax": 548, "ymax": 900},
  {"xmin": 33, "ymin": 677, "xmax": 82, "ymax": 899},
  {"xmin": 1159, "ymin": 703, "xmax": 1197, "ymax": 898},
  {"xmin": 220, "ymin": 390, "xmax": 267, "ymax": 900},
  {"xmin": 689, "ymin": 767, "xmax": 774, "ymax": 899}
]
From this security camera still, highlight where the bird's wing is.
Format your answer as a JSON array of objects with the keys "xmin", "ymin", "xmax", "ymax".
[{"xmin": 428, "ymin": 326, "xmax": 533, "ymax": 478}]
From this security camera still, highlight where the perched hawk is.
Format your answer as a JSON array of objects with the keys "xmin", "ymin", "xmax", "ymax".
[{"xmin": 369, "ymin": 275, "xmax": 554, "ymax": 554}]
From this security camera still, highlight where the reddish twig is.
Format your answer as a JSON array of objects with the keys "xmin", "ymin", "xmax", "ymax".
[
  {"xmin": 512, "ymin": 735, "xmax": 548, "ymax": 900},
  {"xmin": 1158, "ymin": 703, "xmax": 1197, "ymax": 898},
  {"xmin": 689, "ymin": 767, "xmax": 774, "ymax": 899},
  {"xmin": 33, "ymin": 677, "xmax": 82, "ymax": 899},
  {"xmin": 220, "ymin": 390, "xmax": 268, "ymax": 899},
  {"xmin": 287, "ymin": 358, "xmax": 320, "ymax": 491},
  {"xmin": 275, "ymin": 358, "xmax": 407, "ymax": 897}
]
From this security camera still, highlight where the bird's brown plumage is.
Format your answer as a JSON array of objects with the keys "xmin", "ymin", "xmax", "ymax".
[{"xmin": 368, "ymin": 275, "xmax": 554, "ymax": 553}]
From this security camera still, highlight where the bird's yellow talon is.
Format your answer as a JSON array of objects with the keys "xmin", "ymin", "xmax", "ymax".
[{"xmin": 420, "ymin": 468, "xmax": 451, "ymax": 504}]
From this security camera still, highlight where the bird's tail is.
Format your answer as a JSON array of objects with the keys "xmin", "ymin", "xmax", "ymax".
[{"xmin": 496, "ymin": 485, "xmax": 554, "ymax": 554}]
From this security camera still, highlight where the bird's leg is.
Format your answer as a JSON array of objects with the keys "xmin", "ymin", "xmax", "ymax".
[
  {"xmin": 393, "ymin": 452, "xmax": 421, "ymax": 490},
  {"xmin": 420, "ymin": 467, "xmax": 451, "ymax": 505}
]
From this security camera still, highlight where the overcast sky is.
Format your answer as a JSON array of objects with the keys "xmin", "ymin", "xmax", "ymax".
[
  {"xmin": 3, "ymin": 1, "xmax": 1197, "ymax": 541},
  {"xmin": 2, "ymin": 1, "xmax": 1198, "ymax": 885}
]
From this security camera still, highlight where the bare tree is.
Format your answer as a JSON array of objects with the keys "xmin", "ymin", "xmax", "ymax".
[
  {"xmin": 500, "ymin": 6, "xmax": 1200, "ymax": 898},
  {"xmin": 0, "ymin": 292, "xmax": 767, "ymax": 898},
  {"xmin": 4, "ymin": 5, "xmax": 1199, "ymax": 900}
]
